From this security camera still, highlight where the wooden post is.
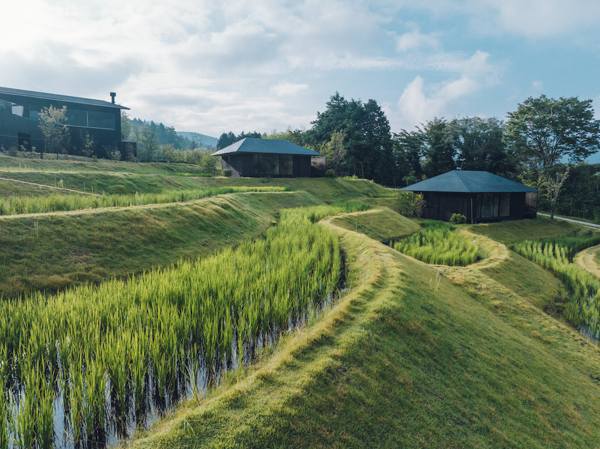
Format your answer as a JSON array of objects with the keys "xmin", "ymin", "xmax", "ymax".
[{"xmin": 470, "ymin": 196, "xmax": 474, "ymax": 224}]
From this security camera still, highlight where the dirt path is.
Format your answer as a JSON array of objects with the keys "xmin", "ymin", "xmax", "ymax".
[
  {"xmin": 0, "ymin": 191, "xmax": 298, "ymax": 220},
  {"xmin": 575, "ymin": 244, "xmax": 600, "ymax": 279},
  {"xmin": 0, "ymin": 176, "xmax": 99, "ymax": 196},
  {"xmin": 538, "ymin": 213, "xmax": 600, "ymax": 229}
]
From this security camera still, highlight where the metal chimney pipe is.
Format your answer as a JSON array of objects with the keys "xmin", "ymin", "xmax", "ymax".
[{"xmin": 110, "ymin": 92, "xmax": 116, "ymax": 104}]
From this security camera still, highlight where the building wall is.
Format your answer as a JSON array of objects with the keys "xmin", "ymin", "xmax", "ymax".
[
  {"xmin": 0, "ymin": 93, "xmax": 122, "ymax": 158},
  {"xmin": 419, "ymin": 191, "xmax": 536, "ymax": 223},
  {"xmin": 220, "ymin": 153, "xmax": 312, "ymax": 178}
]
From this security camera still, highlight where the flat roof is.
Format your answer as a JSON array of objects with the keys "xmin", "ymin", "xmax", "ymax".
[
  {"xmin": 0, "ymin": 86, "xmax": 129, "ymax": 110},
  {"xmin": 402, "ymin": 170, "xmax": 538, "ymax": 193},
  {"xmin": 212, "ymin": 138, "xmax": 321, "ymax": 157}
]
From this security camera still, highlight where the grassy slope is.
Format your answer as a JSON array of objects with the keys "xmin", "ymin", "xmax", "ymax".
[
  {"xmin": 469, "ymin": 216, "xmax": 582, "ymax": 246},
  {"xmin": 575, "ymin": 244, "xmax": 600, "ymax": 279},
  {"xmin": 330, "ymin": 207, "xmax": 421, "ymax": 241},
  {"xmin": 0, "ymin": 192, "xmax": 321, "ymax": 298},
  {"xmin": 0, "ymin": 179, "xmax": 82, "ymax": 197},
  {"xmin": 128, "ymin": 215, "xmax": 600, "ymax": 449},
  {"xmin": 0, "ymin": 171, "xmax": 389, "ymax": 200},
  {"xmin": 0, "ymin": 154, "xmax": 202, "ymax": 174}
]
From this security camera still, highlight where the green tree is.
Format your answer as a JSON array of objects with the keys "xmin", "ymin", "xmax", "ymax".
[
  {"xmin": 121, "ymin": 112, "xmax": 132, "ymax": 141},
  {"xmin": 321, "ymin": 130, "xmax": 346, "ymax": 177},
  {"xmin": 420, "ymin": 118, "xmax": 456, "ymax": 178},
  {"xmin": 38, "ymin": 106, "xmax": 69, "ymax": 160},
  {"xmin": 506, "ymin": 95, "xmax": 600, "ymax": 219},
  {"xmin": 450, "ymin": 117, "xmax": 515, "ymax": 176},
  {"xmin": 506, "ymin": 95, "xmax": 600, "ymax": 170},
  {"xmin": 309, "ymin": 93, "xmax": 395, "ymax": 185},
  {"xmin": 138, "ymin": 128, "xmax": 160, "ymax": 162}
]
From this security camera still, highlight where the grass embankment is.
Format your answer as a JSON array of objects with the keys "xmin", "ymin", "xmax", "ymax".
[
  {"xmin": 330, "ymin": 207, "xmax": 420, "ymax": 241},
  {"xmin": 0, "ymin": 179, "xmax": 84, "ymax": 197},
  {"xmin": 0, "ymin": 154, "xmax": 204, "ymax": 175},
  {"xmin": 0, "ymin": 192, "xmax": 322, "ymax": 298},
  {"xmin": 575, "ymin": 245, "xmax": 600, "ymax": 279},
  {"xmin": 0, "ymin": 204, "xmax": 361, "ymax": 447},
  {"xmin": 0, "ymin": 186, "xmax": 288, "ymax": 216},
  {"xmin": 0, "ymin": 170, "xmax": 390, "ymax": 201},
  {"xmin": 470, "ymin": 216, "xmax": 582, "ymax": 245},
  {"xmin": 129, "ymin": 213, "xmax": 600, "ymax": 448}
]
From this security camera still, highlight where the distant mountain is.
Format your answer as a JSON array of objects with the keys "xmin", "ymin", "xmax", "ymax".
[{"xmin": 177, "ymin": 132, "xmax": 219, "ymax": 150}]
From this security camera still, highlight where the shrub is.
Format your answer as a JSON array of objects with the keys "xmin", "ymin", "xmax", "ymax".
[
  {"xmin": 325, "ymin": 169, "xmax": 335, "ymax": 178},
  {"xmin": 395, "ymin": 192, "xmax": 426, "ymax": 217},
  {"xmin": 221, "ymin": 169, "xmax": 232, "ymax": 177},
  {"xmin": 450, "ymin": 213, "xmax": 467, "ymax": 224},
  {"xmin": 8, "ymin": 145, "xmax": 17, "ymax": 157}
]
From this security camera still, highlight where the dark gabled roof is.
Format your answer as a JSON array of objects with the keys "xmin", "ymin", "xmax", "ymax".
[
  {"xmin": 0, "ymin": 86, "xmax": 129, "ymax": 110},
  {"xmin": 212, "ymin": 138, "xmax": 321, "ymax": 157},
  {"xmin": 401, "ymin": 170, "xmax": 537, "ymax": 193}
]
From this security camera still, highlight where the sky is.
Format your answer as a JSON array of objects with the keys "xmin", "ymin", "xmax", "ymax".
[{"xmin": 2, "ymin": 0, "xmax": 600, "ymax": 145}]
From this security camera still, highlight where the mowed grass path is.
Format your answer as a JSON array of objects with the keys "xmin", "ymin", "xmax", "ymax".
[
  {"xmin": 0, "ymin": 192, "xmax": 322, "ymax": 298},
  {"xmin": 128, "ymin": 214, "xmax": 600, "ymax": 448}
]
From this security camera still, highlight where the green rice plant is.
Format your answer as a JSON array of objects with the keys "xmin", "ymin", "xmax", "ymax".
[
  {"xmin": 0, "ymin": 201, "xmax": 356, "ymax": 446},
  {"xmin": 0, "ymin": 185, "xmax": 290, "ymax": 215},
  {"xmin": 393, "ymin": 224, "xmax": 479, "ymax": 266},
  {"xmin": 514, "ymin": 234, "xmax": 600, "ymax": 337}
]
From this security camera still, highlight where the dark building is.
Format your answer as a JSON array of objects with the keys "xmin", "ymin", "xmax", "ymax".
[
  {"xmin": 402, "ymin": 170, "xmax": 538, "ymax": 223},
  {"xmin": 212, "ymin": 138, "xmax": 321, "ymax": 177},
  {"xmin": 0, "ymin": 87, "xmax": 130, "ymax": 158}
]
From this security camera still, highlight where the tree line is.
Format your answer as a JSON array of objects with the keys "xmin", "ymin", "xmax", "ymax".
[{"xmin": 217, "ymin": 93, "xmax": 600, "ymax": 221}]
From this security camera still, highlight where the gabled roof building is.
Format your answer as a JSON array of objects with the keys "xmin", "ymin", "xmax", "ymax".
[
  {"xmin": 212, "ymin": 138, "xmax": 321, "ymax": 177},
  {"xmin": 402, "ymin": 170, "xmax": 538, "ymax": 223},
  {"xmin": 0, "ymin": 86, "xmax": 129, "ymax": 158}
]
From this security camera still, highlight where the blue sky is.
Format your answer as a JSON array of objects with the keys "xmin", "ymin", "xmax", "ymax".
[{"xmin": 2, "ymin": 0, "xmax": 599, "ymax": 161}]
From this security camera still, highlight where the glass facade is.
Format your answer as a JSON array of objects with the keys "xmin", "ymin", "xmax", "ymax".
[
  {"xmin": 252, "ymin": 154, "xmax": 294, "ymax": 176},
  {"xmin": 88, "ymin": 110, "xmax": 115, "ymax": 129}
]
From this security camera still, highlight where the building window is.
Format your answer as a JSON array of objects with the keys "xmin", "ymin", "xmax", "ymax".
[
  {"xmin": 280, "ymin": 155, "xmax": 293, "ymax": 176},
  {"xmin": 88, "ymin": 110, "xmax": 115, "ymax": 130},
  {"xmin": 11, "ymin": 104, "xmax": 24, "ymax": 117},
  {"xmin": 66, "ymin": 108, "xmax": 88, "ymax": 127}
]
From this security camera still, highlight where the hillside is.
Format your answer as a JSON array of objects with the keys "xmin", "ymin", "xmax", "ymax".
[
  {"xmin": 3, "ymin": 156, "xmax": 600, "ymax": 448},
  {"xmin": 129, "ymin": 213, "xmax": 600, "ymax": 448},
  {"xmin": 177, "ymin": 131, "xmax": 219, "ymax": 149}
]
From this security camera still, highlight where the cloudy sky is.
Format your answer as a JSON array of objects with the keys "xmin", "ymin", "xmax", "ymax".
[{"xmin": 2, "ymin": 0, "xmax": 600, "ymax": 139}]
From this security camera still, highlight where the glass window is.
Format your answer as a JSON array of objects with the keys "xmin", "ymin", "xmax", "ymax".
[
  {"xmin": 88, "ymin": 110, "xmax": 115, "ymax": 129},
  {"xmin": 66, "ymin": 108, "xmax": 88, "ymax": 127},
  {"xmin": 11, "ymin": 104, "xmax": 24, "ymax": 116},
  {"xmin": 280, "ymin": 155, "xmax": 293, "ymax": 176},
  {"xmin": 499, "ymin": 193, "xmax": 510, "ymax": 216},
  {"xmin": 480, "ymin": 193, "xmax": 499, "ymax": 218}
]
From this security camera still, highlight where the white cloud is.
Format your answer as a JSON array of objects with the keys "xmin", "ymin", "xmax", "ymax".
[
  {"xmin": 270, "ymin": 83, "xmax": 310, "ymax": 97},
  {"xmin": 532, "ymin": 80, "xmax": 544, "ymax": 90},
  {"xmin": 472, "ymin": 0, "xmax": 600, "ymax": 37},
  {"xmin": 394, "ymin": 50, "xmax": 500, "ymax": 129},
  {"xmin": 396, "ymin": 30, "xmax": 439, "ymax": 52}
]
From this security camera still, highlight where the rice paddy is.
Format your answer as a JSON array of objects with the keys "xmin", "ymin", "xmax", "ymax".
[
  {"xmin": 513, "ymin": 233, "xmax": 600, "ymax": 338},
  {"xmin": 0, "ymin": 202, "xmax": 365, "ymax": 448},
  {"xmin": 0, "ymin": 186, "xmax": 290, "ymax": 216},
  {"xmin": 393, "ymin": 224, "xmax": 479, "ymax": 266}
]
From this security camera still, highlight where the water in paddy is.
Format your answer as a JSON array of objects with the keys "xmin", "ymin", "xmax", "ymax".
[{"xmin": 5, "ymin": 287, "xmax": 346, "ymax": 449}]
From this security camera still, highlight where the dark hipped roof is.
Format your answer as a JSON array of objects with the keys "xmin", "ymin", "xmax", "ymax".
[
  {"xmin": 212, "ymin": 138, "xmax": 321, "ymax": 157},
  {"xmin": 0, "ymin": 86, "xmax": 129, "ymax": 110},
  {"xmin": 401, "ymin": 170, "xmax": 537, "ymax": 193}
]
